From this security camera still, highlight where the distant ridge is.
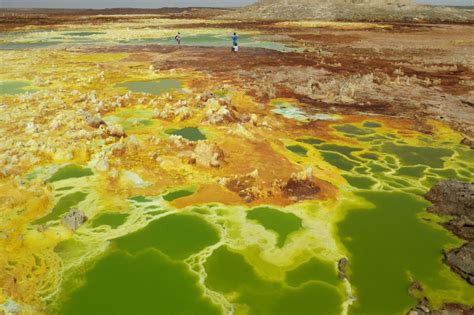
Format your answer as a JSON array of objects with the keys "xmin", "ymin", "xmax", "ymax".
[{"xmin": 224, "ymin": 0, "xmax": 474, "ymax": 22}]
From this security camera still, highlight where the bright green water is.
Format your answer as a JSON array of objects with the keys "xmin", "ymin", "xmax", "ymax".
[
  {"xmin": 286, "ymin": 144, "xmax": 308, "ymax": 157},
  {"xmin": 46, "ymin": 164, "xmax": 93, "ymax": 183},
  {"xmin": 58, "ymin": 214, "xmax": 222, "ymax": 314},
  {"xmin": 59, "ymin": 249, "xmax": 220, "ymax": 315},
  {"xmin": 338, "ymin": 191, "xmax": 473, "ymax": 315},
  {"xmin": 91, "ymin": 213, "xmax": 128, "ymax": 229},
  {"xmin": 115, "ymin": 214, "xmax": 219, "ymax": 260},
  {"xmin": 165, "ymin": 127, "xmax": 206, "ymax": 141},
  {"xmin": 115, "ymin": 79, "xmax": 181, "ymax": 95},
  {"xmin": 205, "ymin": 246, "xmax": 343, "ymax": 315},
  {"xmin": 162, "ymin": 189, "xmax": 195, "ymax": 201},
  {"xmin": 0, "ymin": 81, "xmax": 37, "ymax": 94},
  {"xmin": 247, "ymin": 207, "xmax": 302, "ymax": 247},
  {"xmin": 286, "ymin": 257, "xmax": 340, "ymax": 287}
]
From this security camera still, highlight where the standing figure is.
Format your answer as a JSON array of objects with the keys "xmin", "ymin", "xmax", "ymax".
[
  {"xmin": 232, "ymin": 32, "xmax": 239, "ymax": 52},
  {"xmin": 175, "ymin": 32, "xmax": 182, "ymax": 48}
]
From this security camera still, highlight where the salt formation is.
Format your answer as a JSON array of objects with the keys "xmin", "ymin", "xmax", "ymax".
[
  {"xmin": 190, "ymin": 141, "xmax": 224, "ymax": 168},
  {"xmin": 106, "ymin": 125, "xmax": 126, "ymax": 138},
  {"xmin": 61, "ymin": 208, "xmax": 87, "ymax": 231},
  {"xmin": 203, "ymin": 98, "xmax": 238, "ymax": 125}
]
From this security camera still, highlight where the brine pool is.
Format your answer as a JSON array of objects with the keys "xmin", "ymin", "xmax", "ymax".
[{"xmin": 26, "ymin": 113, "xmax": 473, "ymax": 315}]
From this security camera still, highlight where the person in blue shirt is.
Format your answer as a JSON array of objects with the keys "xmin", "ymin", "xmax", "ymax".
[
  {"xmin": 232, "ymin": 32, "xmax": 239, "ymax": 52},
  {"xmin": 232, "ymin": 32, "xmax": 238, "ymax": 46}
]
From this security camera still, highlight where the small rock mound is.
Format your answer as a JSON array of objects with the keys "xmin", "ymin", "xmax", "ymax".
[
  {"xmin": 444, "ymin": 243, "xmax": 474, "ymax": 285},
  {"xmin": 190, "ymin": 141, "xmax": 224, "ymax": 168},
  {"xmin": 425, "ymin": 179, "xmax": 474, "ymax": 240},
  {"xmin": 61, "ymin": 208, "xmax": 87, "ymax": 231},
  {"xmin": 282, "ymin": 167, "xmax": 320, "ymax": 200}
]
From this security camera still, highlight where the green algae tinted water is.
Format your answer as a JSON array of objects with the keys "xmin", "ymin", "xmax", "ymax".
[
  {"xmin": 0, "ymin": 81, "xmax": 37, "ymax": 94},
  {"xmin": 163, "ymin": 189, "xmax": 195, "ymax": 202},
  {"xmin": 286, "ymin": 257, "xmax": 340, "ymax": 287},
  {"xmin": 46, "ymin": 164, "xmax": 93, "ymax": 183},
  {"xmin": 116, "ymin": 79, "xmax": 181, "ymax": 95},
  {"xmin": 286, "ymin": 144, "xmax": 308, "ymax": 157},
  {"xmin": 205, "ymin": 246, "xmax": 343, "ymax": 315},
  {"xmin": 338, "ymin": 191, "xmax": 474, "ymax": 315},
  {"xmin": 166, "ymin": 127, "xmax": 206, "ymax": 141},
  {"xmin": 59, "ymin": 249, "xmax": 220, "ymax": 315},
  {"xmin": 91, "ymin": 212, "xmax": 128, "ymax": 229},
  {"xmin": 247, "ymin": 207, "xmax": 302, "ymax": 247},
  {"xmin": 115, "ymin": 214, "xmax": 219, "ymax": 260}
]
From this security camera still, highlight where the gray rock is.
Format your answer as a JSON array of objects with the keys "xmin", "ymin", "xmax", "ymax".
[
  {"xmin": 338, "ymin": 257, "xmax": 349, "ymax": 280},
  {"xmin": 425, "ymin": 180, "xmax": 474, "ymax": 285},
  {"xmin": 425, "ymin": 180, "xmax": 473, "ymax": 220},
  {"xmin": 425, "ymin": 180, "xmax": 474, "ymax": 241},
  {"xmin": 444, "ymin": 242, "xmax": 474, "ymax": 285},
  {"xmin": 461, "ymin": 137, "xmax": 474, "ymax": 150},
  {"xmin": 61, "ymin": 207, "xmax": 87, "ymax": 231}
]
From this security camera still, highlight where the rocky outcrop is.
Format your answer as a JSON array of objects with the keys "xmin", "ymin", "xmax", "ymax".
[
  {"xmin": 425, "ymin": 180, "xmax": 474, "ymax": 241},
  {"xmin": 226, "ymin": 0, "xmax": 474, "ymax": 22},
  {"xmin": 407, "ymin": 283, "xmax": 474, "ymax": 315},
  {"xmin": 80, "ymin": 111, "xmax": 106, "ymax": 129},
  {"xmin": 425, "ymin": 180, "xmax": 474, "ymax": 285},
  {"xmin": 106, "ymin": 125, "xmax": 126, "ymax": 138},
  {"xmin": 338, "ymin": 257, "xmax": 349, "ymax": 280},
  {"xmin": 461, "ymin": 138, "xmax": 474, "ymax": 150},
  {"xmin": 282, "ymin": 167, "xmax": 320, "ymax": 201},
  {"xmin": 190, "ymin": 141, "xmax": 224, "ymax": 168},
  {"xmin": 444, "ymin": 243, "xmax": 474, "ymax": 285},
  {"xmin": 61, "ymin": 208, "xmax": 87, "ymax": 231}
]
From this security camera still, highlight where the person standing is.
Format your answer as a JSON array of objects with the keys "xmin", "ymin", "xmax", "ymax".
[
  {"xmin": 232, "ymin": 32, "xmax": 238, "ymax": 52},
  {"xmin": 175, "ymin": 32, "xmax": 182, "ymax": 48}
]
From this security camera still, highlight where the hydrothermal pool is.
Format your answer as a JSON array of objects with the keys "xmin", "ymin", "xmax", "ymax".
[{"xmin": 0, "ymin": 43, "xmax": 473, "ymax": 315}]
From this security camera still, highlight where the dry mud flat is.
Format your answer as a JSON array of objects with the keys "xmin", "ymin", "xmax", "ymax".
[{"xmin": 0, "ymin": 10, "xmax": 474, "ymax": 315}]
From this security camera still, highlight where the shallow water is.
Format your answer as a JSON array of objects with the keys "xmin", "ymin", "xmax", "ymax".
[
  {"xmin": 166, "ymin": 127, "xmax": 207, "ymax": 141},
  {"xmin": 0, "ymin": 81, "xmax": 37, "ymax": 94},
  {"xmin": 115, "ymin": 79, "xmax": 182, "ymax": 95},
  {"xmin": 0, "ymin": 29, "xmax": 295, "ymax": 52}
]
